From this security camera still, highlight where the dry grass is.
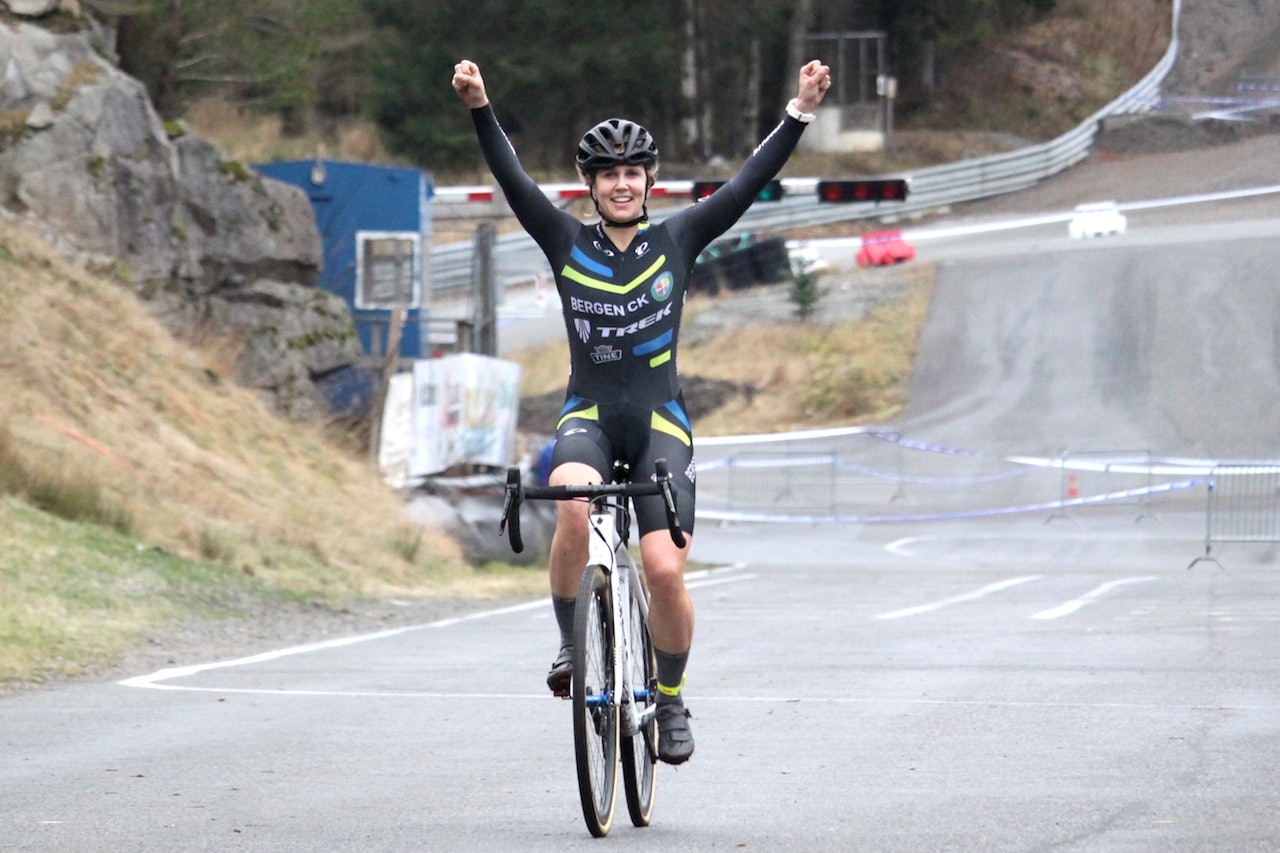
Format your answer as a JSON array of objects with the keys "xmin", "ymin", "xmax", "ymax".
[
  {"xmin": 908, "ymin": 0, "xmax": 1172, "ymax": 138},
  {"xmin": 183, "ymin": 98, "xmax": 393, "ymax": 165},
  {"xmin": 509, "ymin": 263, "xmax": 935, "ymax": 437},
  {"xmin": 0, "ymin": 217, "xmax": 549, "ymax": 685},
  {"xmin": 0, "ymin": 216, "xmax": 514, "ymax": 601},
  {"xmin": 689, "ymin": 268, "xmax": 934, "ymax": 435}
]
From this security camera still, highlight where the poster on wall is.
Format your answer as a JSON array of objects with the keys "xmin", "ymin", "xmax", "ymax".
[{"xmin": 407, "ymin": 354, "xmax": 522, "ymax": 477}]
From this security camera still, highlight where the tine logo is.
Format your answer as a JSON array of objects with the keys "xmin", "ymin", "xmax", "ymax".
[{"xmin": 574, "ymin": 318, "xmax": 592, "ymax": 342}]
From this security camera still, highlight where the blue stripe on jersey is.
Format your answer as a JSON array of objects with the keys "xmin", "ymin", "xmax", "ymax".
[
  {"xmin": 664, "ymin": 399, "xmax": 691, "ymax": 431},
  {"xmin": 570, "ymin": 246, "xmax": 614, "ymax": 278},
  {"xmin": 559, "ymin": 395, "xmax": 585, "ymax": 416},
  {"xmin": 633, "ymin": 329, "xmax": 673, "ymax": 356}
]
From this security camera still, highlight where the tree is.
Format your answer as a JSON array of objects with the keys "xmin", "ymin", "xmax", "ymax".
[
  {"xmin": 365, "ymin": 0, "xmax": 680, "ymax": 172},
  {"xmin": 96, "ymin": 0, "xmax": 1064, "ymax": 173},
  {"xmin": 879, "ymin": 0, "xmax": 1057, "ymax": 109},
  {"xmin": 109, "ymin": 0, "xmax": 370, "ymax": 123},
  {"xmin": 788, "ymin": 255, "xmax": 826, "ymax": 321}
]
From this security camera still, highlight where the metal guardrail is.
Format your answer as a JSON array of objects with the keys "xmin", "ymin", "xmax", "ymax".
[{"xmin": 429, "ymin": 1, "xmax": 1183, "ymax": 294}]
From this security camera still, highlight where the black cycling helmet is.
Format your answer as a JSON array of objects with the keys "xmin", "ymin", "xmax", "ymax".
[{"xmin": 576, "ymin": 118, "xmax": 658, "ymax": 175}]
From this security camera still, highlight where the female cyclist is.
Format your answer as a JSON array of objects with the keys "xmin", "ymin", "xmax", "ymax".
[{"xmin": 453, "ymin": 57, "xmax": 831, "ymax": 764}]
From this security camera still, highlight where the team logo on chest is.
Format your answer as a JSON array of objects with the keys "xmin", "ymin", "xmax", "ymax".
[
  {"xmin": 651, "ymin": 271, "xmax": 674, "ymax": 302},
  {"xmin": 590, "ymin": 345, "xmax": 622, "ymax": 364}
]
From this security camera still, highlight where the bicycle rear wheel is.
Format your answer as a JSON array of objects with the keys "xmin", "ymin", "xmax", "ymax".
[
  {"xmin": 573, "ymin": 564, "xmax": 617, "ymax": 837},
  {"xmin": 620, "ymin": 565, "xmax": 657, "ymax": 827}
]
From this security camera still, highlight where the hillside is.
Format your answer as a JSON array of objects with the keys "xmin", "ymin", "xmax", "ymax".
[{"xmin": 0, "ymin": 214, "xmax": 546, "ymax": 688}]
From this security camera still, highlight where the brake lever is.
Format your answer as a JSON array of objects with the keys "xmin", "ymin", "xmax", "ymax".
[
  {"xmin": 499, "ymin": 467, "xmax": 525, "ymax": 553},
  {"xmin": 653, "ymin": 459, "xmax": 687, "ymax": 549}
]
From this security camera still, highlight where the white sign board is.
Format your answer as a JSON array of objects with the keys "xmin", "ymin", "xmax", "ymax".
[
  {"xmin": 377, "ymin": 372, "xmax": 416, "ymax": 487},
  {"xmin": 405, "ymin": 354, "xmax": 522, "ymax": 477}
]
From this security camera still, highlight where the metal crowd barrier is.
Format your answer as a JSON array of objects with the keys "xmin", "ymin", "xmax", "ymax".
[
  {"xmin": 1049, "ymin": 449, "xmax": 1156, "ymax": 522},
  {"xmin": 726, "ymin": 450, "xmax": 840, "ymax": 517},
  {"xmin": 1188, "ymin": 464, "xmax": 1280, "ymax": 568}
]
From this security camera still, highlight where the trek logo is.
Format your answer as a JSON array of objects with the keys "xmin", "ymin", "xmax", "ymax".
[
  {"xmin": 571, "ymin": 293, "xmax": 651, "ymax": 317},
  {"xmin": 597, "ymin": 302, "xmax": 674, "ymax": 338},
  {"xmin": 590, "ymin": 345, "xmax": 623, "ymax": 364},
  {"xmin": 574, "ymin": 318, "xmax": 592, "ymax": 343}
]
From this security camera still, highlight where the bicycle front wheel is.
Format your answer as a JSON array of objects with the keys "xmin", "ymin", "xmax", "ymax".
[
  {"xmin": 573, "ymin": 564, "xmax": 617, "ymax": 837},
  {"xmin": 621, "ymin": 565, "xmax": 657, "ymax": 827}
]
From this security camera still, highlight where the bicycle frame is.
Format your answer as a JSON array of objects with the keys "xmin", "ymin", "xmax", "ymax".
[{"xmin": 583, "ymin": 496, "xmax": 653, "ymax": 741}]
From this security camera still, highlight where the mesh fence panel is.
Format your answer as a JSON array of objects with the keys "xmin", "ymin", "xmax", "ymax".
[
  {"xmin": 1207, "ymin": 465, "xmax": 1280, "ymax": 544},
  {"xmin": 695, "ymin": 428, "xmax": 1047, "ymax": 520}
]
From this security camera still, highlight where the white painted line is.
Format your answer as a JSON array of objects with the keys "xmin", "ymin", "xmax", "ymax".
[
  {"xmin": 885, "ymin": 535, "xmax": 933, "ymax": 557},
  {"xmin": 121, "ymin": 565, "xmax": 749, "ymax": 692},
  {"xmin": 694, "ymin": 694, "xmax": 1280, "ymax": 711},
  {"xmin": 1030, "ymin": 576, "xmax": 1158, "ymax": 620},
  {"xmin": 686, "ymin": 573, "xmax": 756, "ymax": 591},
  {"xmin": 118, "ymin": 600, "xmax": 545, "ymax": 691},
  {"xmin": 874, "ymin": 575, "xmax": 1043, "ymax": 620}
]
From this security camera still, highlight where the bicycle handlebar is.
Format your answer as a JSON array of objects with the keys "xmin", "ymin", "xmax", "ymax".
[{"xmin": 498, "ymin": 458, "xmax": 687, "ymax": 553}]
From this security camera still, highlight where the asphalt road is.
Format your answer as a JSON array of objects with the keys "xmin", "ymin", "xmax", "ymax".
[
  {"xmin": 3, "ymin": 509, "xmax": 1276, "ymax": 850},
  {"xmin": 6, "ymin": 143, "xmax": 1280, "ymax": 850}
]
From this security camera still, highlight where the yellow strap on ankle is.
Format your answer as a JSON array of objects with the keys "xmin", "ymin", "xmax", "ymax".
[{"xmin": 657, "ymin": 675, "xmax": 686, "ymax": 697}]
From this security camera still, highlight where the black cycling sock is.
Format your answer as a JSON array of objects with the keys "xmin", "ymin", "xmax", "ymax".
[
  {"xmin": 552, "ymin": 595, "xmax": 576, "ymax": 649},
  {"xmin": 654, "ymin": 648, "xmax": 689, "ymax": 704}
]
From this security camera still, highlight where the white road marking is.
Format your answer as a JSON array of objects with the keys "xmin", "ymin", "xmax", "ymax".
[
  {"xmin": 120, "ymin": 565, "xmax": 750, "ymax": 693},
  {"xmin": 874, "ymin": 575, "xmax": 1043, "ymax": 620},
  {"xmin": 885, "ymin": 535, "xmax": 933, "ymax": 556},
  {"xmin": 1030, "ymin": 576, "xmax": 1158, "ymax": 620},
  {"xmin": 694, "ymin": 694, "xmax": 1280, "ymax": 711}
]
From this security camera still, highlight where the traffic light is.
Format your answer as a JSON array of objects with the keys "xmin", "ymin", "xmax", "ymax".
[
  {"xmin": 691, "ymin": 180, "xmax": 723, "ymax": 200},
  {"xmin": 755, "ymin": 179, "xmax": 784, "ymax": 201},
  {"xmin": 690, "ymin": 179, "xmax": 785, "ymax": 202},
  {"xmin": 816, "ymin": 178, "xmax": 910, "ymax": 203}
]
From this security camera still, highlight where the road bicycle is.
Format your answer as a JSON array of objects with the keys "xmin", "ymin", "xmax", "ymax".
[{"xmin": 500, "ymin": 459, "xmax": 686, "ymax": 837}]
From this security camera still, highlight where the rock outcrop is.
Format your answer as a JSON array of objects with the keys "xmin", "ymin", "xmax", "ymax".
[{"xmin": 0, "ymin": 4, "xmax": 361, "ymax": 419}]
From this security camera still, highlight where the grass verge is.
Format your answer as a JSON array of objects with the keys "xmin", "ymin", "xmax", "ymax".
[{"xmin": 0, "ymin": 494, "xmax": 268, "ymax": 685}]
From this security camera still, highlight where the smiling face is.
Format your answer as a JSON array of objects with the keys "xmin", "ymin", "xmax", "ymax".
[{"xmin": 590, "ymin": 164, "xmax": 650, "ymax": 224}]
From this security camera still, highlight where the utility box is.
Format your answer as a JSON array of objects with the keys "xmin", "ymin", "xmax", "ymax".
[
  {"xmin": 255, "ymin": 160, "xmax": 433, "ymax": 358},
  {"xmin": 255, "ymin": 160, "xmax": 434, "ymax": 414}
]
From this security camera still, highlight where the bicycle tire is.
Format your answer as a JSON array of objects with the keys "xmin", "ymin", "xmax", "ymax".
[
  {"xmin": 573, "ymin": 564, "xmax": 617, "ymax": 837},
  {"xmin": 620, "ymin": 564, "xmax": 658, "ymax": 827}
]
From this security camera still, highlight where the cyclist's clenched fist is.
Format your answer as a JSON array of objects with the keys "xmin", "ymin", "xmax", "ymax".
[{"xmin": 452, "ymin": 59, "xmax": 489, "ymax": 109}]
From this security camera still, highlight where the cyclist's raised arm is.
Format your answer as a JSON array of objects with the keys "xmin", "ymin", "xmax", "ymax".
[
  {"xmin": 673, "ymin": 60, "xmax": 832, "ymax": 252},
  {"xmin": 453, "ymin": 59, "xmax": 573, "ymax": 249}
]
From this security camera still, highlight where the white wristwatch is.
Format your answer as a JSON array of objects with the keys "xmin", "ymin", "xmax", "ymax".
[{"xmin": 786, "ymin": 98, "xmax": 816, "ymax": 124}]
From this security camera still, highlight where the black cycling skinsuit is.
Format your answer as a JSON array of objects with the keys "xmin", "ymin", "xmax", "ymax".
[{"xmin": 471, "ymin": 104, "xmax": 808, "ymax": 537}]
